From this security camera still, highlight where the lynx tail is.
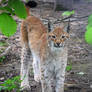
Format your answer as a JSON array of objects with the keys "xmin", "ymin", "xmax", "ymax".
[{"xmin": 25, "ymin": 1, "xmax": 37, "ymax": 16}]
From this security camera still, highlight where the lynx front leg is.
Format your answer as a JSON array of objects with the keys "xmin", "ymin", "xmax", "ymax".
[
  {"xmin": 20, "ymin": 47, "xmax": 31, "ymax": 90},
  {"xmin": 55, "ymin": 60, "xmax": 67, "ymax": 92},
  {"xmin": 55, "ymin": 74, "xmax": 65, "ymax": 92},
  {"xmin": 40, "ymin": 65, "xmax": 54, "ymax": 92}
]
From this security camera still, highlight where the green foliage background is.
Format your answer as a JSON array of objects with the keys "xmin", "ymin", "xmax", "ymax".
[
  {"xmin": 85, "ymin": 14, "xmax": 92, "ymax": 45},
  {"xmin": 62, "ymin": 11, "xmax": 92, "ymax": 45},
  {"xmin": 0, "ymin": 76, "xmax": 22, "ymax": 92},
  {"xmin": 0, "ymin": 1, "xmax": 92, "ymax": 45},
  {"xmin": 0, "ymin": 0, "xmax": 27, "ymax": 37}
]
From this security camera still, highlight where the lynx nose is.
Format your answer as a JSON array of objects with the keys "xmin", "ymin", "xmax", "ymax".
[{"xmin": 56, "ymin": 43, "xmax": 60, "ymax": 46}]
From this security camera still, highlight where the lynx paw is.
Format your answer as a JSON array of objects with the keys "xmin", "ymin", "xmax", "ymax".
[
  {"xmin": 34, "ymin": 75, "xmax": 40, "ymax": 82},
  {"xmin": 21, "ymin": 83, "xmax": 30, "ymax": 91}
]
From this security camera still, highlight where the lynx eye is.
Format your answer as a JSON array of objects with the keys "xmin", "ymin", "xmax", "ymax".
[
  {"xmin": 61, "ymin": 35, "xmax": 65, "ymax": 38},
  {"xmin": 52, "ymin": 35, "xmax": 56, "ymax": 38}
]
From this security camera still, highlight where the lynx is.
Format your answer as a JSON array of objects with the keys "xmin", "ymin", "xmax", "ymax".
[{"xmin": 20, "ymin": 1, "xmax": 70, "ymax": 92}]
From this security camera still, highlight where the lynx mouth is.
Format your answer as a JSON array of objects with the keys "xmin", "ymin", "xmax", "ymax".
[
  {"xmin": 54, "ymin": 43, "xmax": 64, "ymax": 48},
  {"xmin": 54, "ymin": 45, "xmax": 63, "ymax": 48}
]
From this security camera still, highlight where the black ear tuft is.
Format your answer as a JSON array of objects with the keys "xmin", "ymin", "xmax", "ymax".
[
  {"xmin": 67, "ymin": 23, "xmax": 70, "ymax": 33},
  {"xmin": 67, "ymin": 19, "xmax": 71, "ymax": 33},
  {"xmin": 26, "ymin": 1, "xmax": 37, "ymax": 8},
  {"xmin": 48, "ymin": 21, "xmax": 51, "ymax": 32}
]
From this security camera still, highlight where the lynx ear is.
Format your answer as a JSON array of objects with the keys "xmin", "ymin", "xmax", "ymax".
[{"xmin": 63, "ymin": 22, "xmax": 70, "ymax": 33}]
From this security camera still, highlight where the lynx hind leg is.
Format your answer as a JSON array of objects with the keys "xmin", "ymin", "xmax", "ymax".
[
  {"xmin": 55, "ymin": 60, "xmax": 67, "ymax": 92},
  {"xmin": 20, "ymin": 47, "xmax": 31, "ymax": 90},
  {"xmin": 33, "ymin": 57, "xmax": 40, "ymax": 82},
  {"xmin": 20, "ymin": 20, "xmax": 31, "ymax": 90}
]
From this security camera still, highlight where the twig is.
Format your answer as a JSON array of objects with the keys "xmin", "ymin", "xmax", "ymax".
[
  {"xmin": 53, "ymin": 16, "xmax": 72, "ymax": 24},
  {"xmin": 0, "ymin": 45, "xmax": 12, "ymax": 58},
  {"xmin": 73, "ymin": 15, "xmax": 89, "ymax": 19},
  {"xmin": 53, "ymin": 15, "xmax": 89, "ymax": 24}
]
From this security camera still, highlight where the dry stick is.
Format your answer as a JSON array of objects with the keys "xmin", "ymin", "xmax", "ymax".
[
  {"xmin": 53, "ymin": 15, "xmax": 89, "ymax": 24},
  {"xmin": 0, "ymin": 45, "xmax": 12, "ymax": 58}
]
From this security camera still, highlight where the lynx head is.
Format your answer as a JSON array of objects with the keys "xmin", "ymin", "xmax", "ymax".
[{"xmin": 48, "ymin": 25, "xmax": 70, "ymax": 49}]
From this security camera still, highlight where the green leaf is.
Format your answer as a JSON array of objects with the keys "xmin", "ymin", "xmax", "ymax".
[
  {"xmin": 0, "ymin": 56, "xmax": 5, "ymax": 62},
  {"xmin": 0, "ymin": 86, "xmax": 8, "ymax": 91},
  {"xmin": 86, "ymin": 23, "xmax": 92, "ymax": 31},
  {"xmin": 88, "ymin": 14, "xmax": 92, "ymax": 24},
  {"xmin": 0, "ymin": 7, "xmax": 6, "ymax": 10},
  {"xmin": 85, "ymin": 27, "xmax": 92, "ymax": 45},
  {"xmin": 8, "ymin": 0, "xmax": 27, "ymax": 19},
  {"xmin": 0, "ymin": 13, "xmax": 17, "ymax": 37},
  {"xmin": 0, "ymin": 76, "xmax": 22, "ymax": 91},
  {"xmin": 66, "ymin": 65, "xmax": 72, "ymax": 71},
  {"xmin": 62, "ymin": 10, "xmax": 75, "ymax": 17},
  {"xmin": 0, "ymin": 86, "xmax": 2, "ymax": 91},
  {"xmin": 0, "ymin": 6, "xmax": 14, "ymax": 15}
]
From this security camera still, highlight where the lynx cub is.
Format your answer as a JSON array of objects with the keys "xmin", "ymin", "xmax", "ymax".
[{"xmin": 20, "ymin": 1, "xmax": 69, "ymax": 92}]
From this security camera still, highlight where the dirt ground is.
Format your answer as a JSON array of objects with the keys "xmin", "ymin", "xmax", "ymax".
[{"xmin": 0, "ymin": 1, "xmax": 92, "ymax": 92}]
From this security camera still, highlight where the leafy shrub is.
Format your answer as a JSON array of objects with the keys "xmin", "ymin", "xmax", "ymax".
[
  {"xmin": 0, "ymin": 41, "xmax": 8, "ymax": 47},
  {"xmin": 0, "ymin": 56, "xmax": 5, "ymax": 62},
  {"xmin": 85, "ymin": 14, "xmax": 92, "ymax": 45},
  {"xmin": 0, "ymin": 0, "xmax": 27, "ymax": 37},
  {"xmin": 62, "ymin": 10, "xmax": 75, "ymax": 17},
  {"xmin": 0, "ymin": 76, "xmax": 22, "ymax": 92},
  {"xmin": 66, "ymin": 65, "xmax": 72, "ymax": 71},
  {"xmin": 62, "ymin": 10, "xmax": 92, "ymax": 45}
]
